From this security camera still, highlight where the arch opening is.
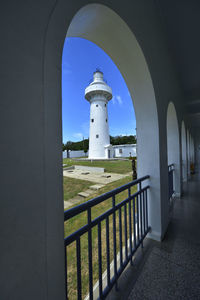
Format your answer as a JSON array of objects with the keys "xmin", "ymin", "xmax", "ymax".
[
  {"xmin": 62, "ymin": 37, "xmax": 137, "ymax": 161},
  {"xmin": 41, "ymin": 2, "xmax": 181, "ymax": 298},
  {"xmin": 65, "ymin": 3, "xmax": 162, "ymax": 240},
  {"xmin": 61, "ymin": 4, "xmax": 164, "ymax": 297},
  {"xmin": 167, "ymin": 102, "xmax": 181, "ymax": 196}
]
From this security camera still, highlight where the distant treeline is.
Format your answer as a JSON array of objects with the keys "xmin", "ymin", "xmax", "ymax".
[
  {"xmin": 63, "ymin": 135, "xmax": 136, "ymax": 151},
  {"xmin": 110, "ymin": 135, "xmax": 136, "ymax": 145}
]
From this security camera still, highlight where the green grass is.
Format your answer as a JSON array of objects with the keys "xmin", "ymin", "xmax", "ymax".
[
  {"xmin": 63, "ymin": 158, "xmax": 132, "ymax": 174},
  {"xmin": 63, "ymin": 177, "xmax": 93, "ymax": 201},
  {"xmin": 64, "ymin": 175, "xmax": 137, "ymax": 299}
]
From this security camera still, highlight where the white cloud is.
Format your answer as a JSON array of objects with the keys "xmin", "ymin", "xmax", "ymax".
[
  {"xmin": 112, "ymin": 95, "xmax": 123, "ymax": 105},
  {"xmin": 73, "ymin": 132, "xmax": 83, "ymax": 140},
  {"xmin": 116, "ymin": 95, "xmax": 122, "ymax": 105}
]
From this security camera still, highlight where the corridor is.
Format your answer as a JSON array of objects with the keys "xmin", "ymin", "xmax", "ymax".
[{"xmin": 108, "ymin": 174, "xmax": 200, "ymax": 299}]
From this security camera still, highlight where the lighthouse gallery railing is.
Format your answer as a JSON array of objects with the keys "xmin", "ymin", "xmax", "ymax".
[{"xmin": 64, "ymin": 175, "xmax": 150, "ymax": 299}]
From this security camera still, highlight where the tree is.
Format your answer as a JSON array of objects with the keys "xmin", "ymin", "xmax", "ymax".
[{"xmin": 110, "ymin": 135, "xmax": 136, "ymax": 145}]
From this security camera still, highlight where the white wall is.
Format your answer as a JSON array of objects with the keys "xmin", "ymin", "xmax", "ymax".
[
  {"xmin": 70, "ymin": 150, "xmax": 88, "ymax": 158},
  {"xmin": 63, "ymin": 150, "xmax": 88, "ymax": 158},
  {"xmin": 114, "ymin": 145, "xmax": 137, "ymax": 158}
]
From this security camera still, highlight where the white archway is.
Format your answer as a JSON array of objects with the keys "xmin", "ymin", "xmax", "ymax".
[
  {"xmin": 66, "ymin": 4, "xmax": 162, "ymax": 240},
  {"xmin": 181, "ymin": 121, "xmax": 187, "ymax": 182},
  {"xmin": 167, "ymin": 102, "xmax": 181, "ymax": 195}
]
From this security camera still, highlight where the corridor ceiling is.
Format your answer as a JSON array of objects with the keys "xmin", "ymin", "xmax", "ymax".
[{"xmin": 158, "ymin": 1, "xmax": 200, "ymax": 129}]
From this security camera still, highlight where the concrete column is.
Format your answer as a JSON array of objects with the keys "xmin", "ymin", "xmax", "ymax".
[{"xmin": 0, "ymin": 2, "xmax": 65, "ymax": 299}]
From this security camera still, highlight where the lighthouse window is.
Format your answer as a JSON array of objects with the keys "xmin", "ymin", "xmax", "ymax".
[
  {"xmin": 105, "ymin": 104, "xmax": 106, "ymax": 107},
  {"xmin": 96, "ymin": 104, "xmax": 98, "ymax": 107},
  {"xmin": 96, "ymin": 134, "xmax": 99, "ymax": 138},
  {"xmin": 106, "ymin": 119, "xmax": 107, "ymax": 122},
  {"xmin": 91, "ymin": 119, "xmax": 94, "ymax": 122}
]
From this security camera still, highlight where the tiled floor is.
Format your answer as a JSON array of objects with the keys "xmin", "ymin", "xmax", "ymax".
[{"xmin": 108, "ymin": 174, "xmax": 200, "ymax": 300}]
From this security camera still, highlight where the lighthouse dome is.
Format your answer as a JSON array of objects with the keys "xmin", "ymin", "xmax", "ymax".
[{"xmin": 85, "ymin": 70, "xmax": 112, "ymax": 101}]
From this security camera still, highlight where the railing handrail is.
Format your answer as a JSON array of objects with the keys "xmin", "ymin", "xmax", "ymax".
[
  {"xmin": 64, "ymin": 174, "xmax": 151, "ymax": 299},
  {"xmin": 64, "ymin": 186, "xmax": 150, "ymax": 246},
  {"xmin": 64, "ymin": 175, "xmax": 150, "ymax": 220}
]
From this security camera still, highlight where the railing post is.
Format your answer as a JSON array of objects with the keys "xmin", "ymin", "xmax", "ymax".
[
  {"xmin": 106, "ymin": 216, "xmax": 110, "ymax": 286},
  {"xmin": 64, "ymin": 246, "xmax": 68, "ymax": 300},
  {"xmin": 168, "ymin": 164, "xmax": 174, "ymax": 202},
  {"xmin": 98, "ymin": 222, "xmax": 102, "ymax": 298},
  {"xmin": 112, "ymin": 195, "xmax": 118, "ymax": 291},
  {"xmin": 88, "ymin": 208, "xmax": 93, "ymax": 300},
  {"xmin": 139, "ymin": 182, "xmax": 143, "ymax": 248},
  {"xmin": 128, "ymin": 187, "xmax": 133, "ymax": 264},
  {"xmin": 64, "ymin": 175, "xmax": 151, "ymax": 299},
  {"xmin": 76, "ymin": 237, "xmax": 82, "ymax": 300}
]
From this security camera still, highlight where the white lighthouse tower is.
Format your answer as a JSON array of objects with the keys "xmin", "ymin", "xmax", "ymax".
[{"xmin": 85, "ymin": 70, "xmax": 112, "ymax": 159}]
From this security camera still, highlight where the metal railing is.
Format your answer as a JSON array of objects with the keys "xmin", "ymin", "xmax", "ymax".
[
  {"xmin": 168, "ymin": 164, "xmax": 174, "ymax": 200},
  {"xmin": 64, "ymin": 175, "xmax": 150, "ymax": 300}
]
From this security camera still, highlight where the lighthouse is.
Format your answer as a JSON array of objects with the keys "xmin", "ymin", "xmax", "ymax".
[{"xmin": 85, "ymin": 70, "xmax": 112, "ymax": 159}]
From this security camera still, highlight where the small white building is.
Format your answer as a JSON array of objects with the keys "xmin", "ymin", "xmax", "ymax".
[
  {"xmin": 104, "ymin": 144, "xmax": 114, "ymax": 159},
  {"xmin": 113, "ymin": 144, "xmax": 137, "ymax": 158},
  {"xmin": 63, "ymin": 150, "xmax": 88, "ymax": 159}
]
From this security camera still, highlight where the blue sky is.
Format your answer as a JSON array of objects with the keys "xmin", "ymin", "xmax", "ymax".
[{"xmin": 62, "ymin": 37, "xmax": 136, "ymax": 143}]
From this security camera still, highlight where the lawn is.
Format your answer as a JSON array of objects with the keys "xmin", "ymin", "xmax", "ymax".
[
  {"xmin": 64, "ymin": 175, "xmax": 137, "ymax": 299},
  {"xmin": 63, "ymin": 158, "xmax": 132, "ymax": 174},
  {"xmin": 63, "ymin": 177, "xmax": 93, "ymax": 201}
]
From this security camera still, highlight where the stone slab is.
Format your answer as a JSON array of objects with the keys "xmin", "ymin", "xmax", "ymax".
[
  {"xmin": 84, "ymin": 189, "xmax": 94, "ymax": 194},
  {"xmin": 64, "ymin": 195, "xmax": 84, "ymax": 210},
  {"xmin": 64, "ymin": 201, "xmax": 73, "ymax": 210},
  {"xmin": 63, "ymin": 166, "xmax": 74, "ymax": 170},
  {"xmin": 63, "ymin": 169, "xmax": 129, "ymax": 184},
  {"xmin": 78, "ymin": 191, "xmax": 91, "ymax": 198},
  {"xmin": 78, "ymin": 189, "xmax": 94, "ymax": 198},
  {"xmin": 90, "ymin": 184, "xmax": 105, "ymax": 190},
  {"xmin": 74, "ymin": 165, "xmax": 104, "ymax": 173}
]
